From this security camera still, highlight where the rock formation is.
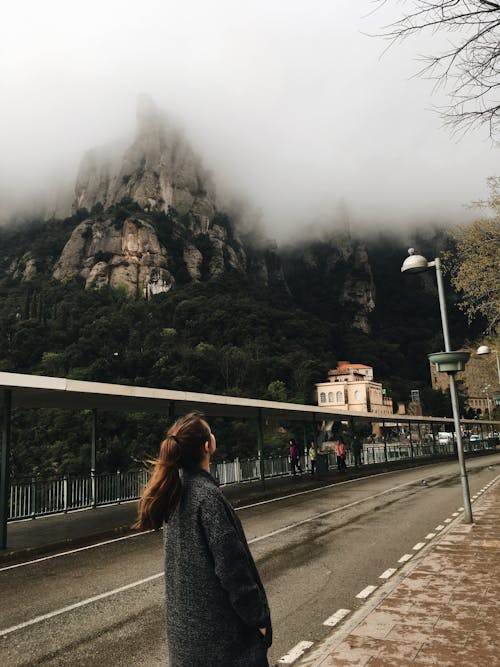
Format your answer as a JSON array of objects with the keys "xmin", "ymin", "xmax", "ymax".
[
  {"xmin": 51, "ymin": 98, "xmax": 275, "ymax": 295},
  {"xmin": 74, "ymin": 96, "xmax": 216, "ymax": 228},
  {"xmin": 281, "ymin": 231, "xmax": 376, "ymax": 333}
]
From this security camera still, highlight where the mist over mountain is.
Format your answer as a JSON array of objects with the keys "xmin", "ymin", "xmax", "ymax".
[
  {"xmin": 1, "ymin": 98, "xmax": 486, "ymax": 476},
  {"xmin": 1, "ymin": 99, "xmax": 479, "ymax": 366}
]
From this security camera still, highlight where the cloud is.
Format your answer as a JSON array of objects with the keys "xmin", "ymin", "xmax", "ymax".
[{"xmin": 0, "ymin": 0, "xmax": 497, "ymax": 237}]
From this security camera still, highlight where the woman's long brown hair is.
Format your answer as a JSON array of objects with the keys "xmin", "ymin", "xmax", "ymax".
[{"xmin": 134, "ymin": 412, "xmax": 211, "ymax": 530}]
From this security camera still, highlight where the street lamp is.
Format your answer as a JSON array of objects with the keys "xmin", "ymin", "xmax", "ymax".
[
  {"xmin": 401, "ymin": 249, "xmax": 473, "ymax": 523},
  {"xmin": 477, "ymin": 345, "xmax": 500, "ymax": 384},
  {"xmin": 482, "ymin": 384, "xmax": 492, "ymax": 421}
]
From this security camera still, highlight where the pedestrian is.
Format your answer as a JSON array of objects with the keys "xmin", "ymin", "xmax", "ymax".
[
  {"xmin": 135, "ymin": 412, "xmax": 272, "ymax": 667},
  {"xmin": 335, "ymin": 437, "xmax": 347, "ymax": 472},
  {"xmin": 308, "ymin": 439, "xmax": 317, "ymax": 475},
  {"xmin": 352, "ymin": 436, "xmax": 362, "ymax": 469},
  {"xmin": 289, "ymin": 438, "xmax": 302, "ymax": 475}
]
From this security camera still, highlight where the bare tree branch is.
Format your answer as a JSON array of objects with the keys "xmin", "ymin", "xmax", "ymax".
[{"xmin": 376, "ymin": 1, "xmax": 500, "ymax": 140}]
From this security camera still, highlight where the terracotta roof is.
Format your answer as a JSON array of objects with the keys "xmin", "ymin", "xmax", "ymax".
[{"xmin": 337, "ymin": 362, "xmax": 372, "ymax": 369}]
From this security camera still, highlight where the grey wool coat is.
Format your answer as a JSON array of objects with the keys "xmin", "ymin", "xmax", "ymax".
[{"xmin": 164, "ymin": 468, "xmax": 272, "ymax": 667}]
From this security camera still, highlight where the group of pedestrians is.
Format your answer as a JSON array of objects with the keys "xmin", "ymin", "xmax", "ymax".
[
  {"xmin": 288, "ymin": 438, "xmax": 319, "ymax": 475},
  {"xmin": 289, "ymin": 435, "xmax": 363, "ymax": 475}
]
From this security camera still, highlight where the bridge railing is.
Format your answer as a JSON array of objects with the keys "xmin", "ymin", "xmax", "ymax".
[{"xmin": 8, "ymin": 437, "xmax": 496, "ymax": 521}]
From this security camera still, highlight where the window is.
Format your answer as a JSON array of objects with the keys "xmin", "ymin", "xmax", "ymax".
[
  {"xmin": 320, "ymin": 392, "xmax": 326, "ymax": 403},
  {"xmin": 354, "ymin": 390, "xmax": 361, "ymax": 400},
  {"xmin": 328, "ymin": 392, "xmax": 334, "ymax": 402},
  {"xmin": 336, "ymin": 391, "xmax": 343, "ymax": 402}
]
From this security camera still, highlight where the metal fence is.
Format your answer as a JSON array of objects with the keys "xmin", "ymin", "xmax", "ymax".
[{"xmin": 8, "ymin": 437, "xmax": 496, "ymax": 521}]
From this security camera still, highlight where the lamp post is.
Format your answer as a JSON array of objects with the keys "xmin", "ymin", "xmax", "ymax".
[
  {"xmin": 476, "ymin": 345, "xmax": 500, "ymax": 384},
  {"xmin": 401, "ymin": 249, "xmax": 473, "ymax": 523},
  {"xmin": 482, "ymin": 384, "xmax": 492, "ymax": 421}
]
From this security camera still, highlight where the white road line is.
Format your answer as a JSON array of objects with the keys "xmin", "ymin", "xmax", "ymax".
[
  {"xmin": 413, "ymin": 542, "xmax": 426, "ymax": 551},
  {"xmin": 278, "ymin": 641, "xmax": 314, "ymax": 664},
  {"xmin": 452, "ymin": 512, "xmax": 459, "ymax": 517},
  {"xmin": 398, "ymin": 554, "xmax": 413, "ymax": 563},
  {"xmin": 0, "ymin": 573, "xmax": 163, "ymax": 638},
  {"xmin": 0, "ymin": 530, "xmax": 154, "ymax": 573},
  {"xmin": 4, "ymin": 468, "xmax": 433, "ymax": 571},
  {"xmin": 0, "ymin": 476, "xmax": 436, "ymax": 634},
  {"xmin": 379, "ymin": 568, "xmax": 397, "ymax": 580},
  {"xmin": 356, "ymin": 585, "xmax": 377, "ymax": 599},
  {"xmin": 458, "ymin": 507, "xmax": 464, "ymax": 511},
  {"xmin": 444, "ymin": 518, "xmax": 452, "ymax": 523},
  {"xmin": 425, "ymin": 533, "xmax": 436, "ymax": 539},
  {"xmin": 6, "ymin": 463, "xmax": 496, "ymax": 634},
  {"xmin": 323, "ymin": 608, "xmax": 350, "ymax": 626},
  {"xmin": 236, "ymin": 466, "xmax": 420, "ymax": 511},
  {"xmin": 248, "ymin": 478, "xmax": 431, "ymax": 545},
  {"xmin": 435, "ymin": 524, "xmax": 444, "ymax": 531}
]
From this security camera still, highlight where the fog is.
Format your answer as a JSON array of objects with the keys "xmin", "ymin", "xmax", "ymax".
[{"xmin": 1, "ymin": 0, "xmax": 497, "ymax": 238}]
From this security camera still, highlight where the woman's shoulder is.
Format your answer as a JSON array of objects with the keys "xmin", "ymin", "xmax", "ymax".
[{"xmin": 184, "ymin": 470, "xmax": 222, "ymax": 501}]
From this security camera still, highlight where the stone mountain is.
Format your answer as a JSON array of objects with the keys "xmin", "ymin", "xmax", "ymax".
[{"xmin": 4, "ymin": 98, "xmax": 376, "ymax": 333}]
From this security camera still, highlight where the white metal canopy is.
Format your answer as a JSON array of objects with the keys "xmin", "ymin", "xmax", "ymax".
[{"xmin": 0, "ymin": 371, "xmax": 483, "ymax": 424}]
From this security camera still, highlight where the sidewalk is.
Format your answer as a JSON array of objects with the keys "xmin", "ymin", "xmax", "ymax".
[{"xmin": 298, "ymin": 474, "xmax": 500, "ymax": 667}]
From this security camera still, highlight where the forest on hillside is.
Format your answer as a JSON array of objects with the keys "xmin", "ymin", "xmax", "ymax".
[{"xmin": 0, "ymin": 212, "xmax": 482, "ymax": 478}]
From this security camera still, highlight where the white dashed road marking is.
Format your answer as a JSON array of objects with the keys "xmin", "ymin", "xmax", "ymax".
[
  {"xmin": 413, "ymin": 542, "xmax": 426, "ymax": 551},
  {"xmin": 356, "ymin": 585, "xmax": 378, "ymax": 599},
  {"xmin": 323, "ymin": 609, "xmax": 350, "ymax": 627},
  {"xmin": 398, "ymin": 554, "xmax": 413, "ymax": 563},
  {"xmin": 425, "ymin": 533, "xmax": 436, "ymax": 539},
  {"xmin": 278, "ymin": 641, "xmax": 314, "ymax": 664},
  {"xmin": 379, "ymin": 568, "xmax": 397, "ymax": 580},
  {"xmin": 435, "ymin": 525, "xmax": 444, "ymax": 531}
]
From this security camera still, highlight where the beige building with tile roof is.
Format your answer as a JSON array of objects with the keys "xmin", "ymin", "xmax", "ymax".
[{"xmin": 316, "ymin": 361, "xmax": 393, "ymax": 415}]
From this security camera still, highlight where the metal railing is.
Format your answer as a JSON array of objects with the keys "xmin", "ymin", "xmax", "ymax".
[{"xmin": 8, "ymin": 437, "xmax": 496, "ymax": 521}]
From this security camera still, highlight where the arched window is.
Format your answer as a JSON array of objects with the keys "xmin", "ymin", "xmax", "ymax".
[
  {"xmin": 354, "ymin": 390, "xmax": 361, "ymax": 400},
  {"xmin": 320, "ymin": 392, "xmax": 326, "ymax": 403},
  {"xmin": 336, "ymin": 391, "xmax": 343, "ymax": 402},
  {"xmin": 328, "ymin": 392, "xmax": 334, "ymax": 402}
]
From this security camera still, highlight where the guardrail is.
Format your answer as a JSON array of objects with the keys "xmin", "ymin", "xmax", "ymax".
[{"xmin": 8, "ymin": 437, "xmax": 496, "ymax": 521}]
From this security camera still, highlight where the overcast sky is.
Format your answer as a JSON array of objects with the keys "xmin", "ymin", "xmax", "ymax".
[{"xmin": 1, "ymin": 0, "xmax": 498, "ymax": 238}]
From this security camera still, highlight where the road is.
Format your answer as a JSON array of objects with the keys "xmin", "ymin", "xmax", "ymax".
[{"xmin": 1, "ymin": 454, "xmax": 499, "ymax": 666}]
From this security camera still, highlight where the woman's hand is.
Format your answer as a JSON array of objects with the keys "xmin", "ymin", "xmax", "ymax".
[{"xmin": 259, "ymin": 627, "xmax": 267, "ymax": 636}]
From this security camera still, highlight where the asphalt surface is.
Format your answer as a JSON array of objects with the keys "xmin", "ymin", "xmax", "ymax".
[{"xmin": 1, "ymin": 453, "xmax": 499, "ymax": 666}]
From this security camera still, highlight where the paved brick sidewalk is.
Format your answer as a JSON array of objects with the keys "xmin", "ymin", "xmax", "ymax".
[{"xmin": 303, "ymin": 476, "xmax": 500, "ymax": 667}]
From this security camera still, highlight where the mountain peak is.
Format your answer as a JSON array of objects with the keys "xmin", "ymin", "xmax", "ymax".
[{"xmin": 73, "ymin": 98, "xmax": 216, "ymax": 229}]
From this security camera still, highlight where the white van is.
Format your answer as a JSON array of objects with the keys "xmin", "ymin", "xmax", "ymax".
[{"xmin": 438, "ymin": 432, "xmax": 454, "ymax": 444}]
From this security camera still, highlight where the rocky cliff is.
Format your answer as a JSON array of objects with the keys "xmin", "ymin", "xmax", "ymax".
[
  {"xmin": 281, "ymin": 231, "xmax": 376, "ymax": 334},
  {"xmin": 73, "ymin": 96, "xmax": 216, "ymax": 230},
  {"xmin": 47, "ymin": 98, "xmax": 286, "ymax": 295},
  {"xmin": 3, "ymin": 100, "xmax": 374, "ymax": 325}
]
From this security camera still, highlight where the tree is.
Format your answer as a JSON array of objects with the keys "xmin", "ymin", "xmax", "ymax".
[
  {"xmin": 445, "ymin": 177, "xmax": 500, "ymax": 333},
  {"xmin": 379, "ymin": 1, "xmax": 500, "ymax": 139}
]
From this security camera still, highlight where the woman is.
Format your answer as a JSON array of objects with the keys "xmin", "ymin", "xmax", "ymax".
[
  {"xmin": 335, "ymin": 437, "xmax": 347, "ymax": 472},
  {"xmin": 135, "ymin": 412, "xmax": 272, "ymax": 667}
]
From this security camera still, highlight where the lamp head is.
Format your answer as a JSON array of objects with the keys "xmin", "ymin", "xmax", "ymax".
[
  {"xmin": 477, "ymin": 345, "xmax": 490, "ymax": 356},
  {"xmin": 401, "ymin": 248, "xmax": 429, "ymax": 274}
]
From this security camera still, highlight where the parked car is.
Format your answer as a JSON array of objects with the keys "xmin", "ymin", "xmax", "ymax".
[{"xmin": 469, "ymin": 434, "xmax": 481, "ymax": 442}]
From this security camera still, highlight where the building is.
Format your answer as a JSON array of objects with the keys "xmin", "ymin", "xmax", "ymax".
[{"xmin": 316, "ymin": 361, "xmax": 393, "ymax": 415}]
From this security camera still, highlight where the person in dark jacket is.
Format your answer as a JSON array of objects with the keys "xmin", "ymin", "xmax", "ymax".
[
  {"xmin": 289, "ymin": 438, "xmax": 302, "ymax": 475},
  {"xmin": 135, "ymin": 412, "xmax": 272, "ymax": 667}
]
